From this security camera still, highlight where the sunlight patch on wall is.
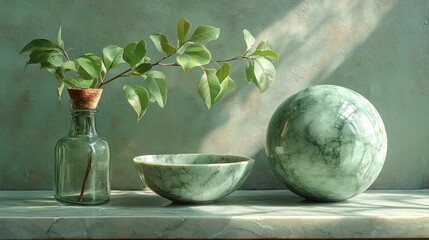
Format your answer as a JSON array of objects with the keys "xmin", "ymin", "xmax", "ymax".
[{"xmin": 199, "ymin": 0, "xmax": 396, "ymax": 157}]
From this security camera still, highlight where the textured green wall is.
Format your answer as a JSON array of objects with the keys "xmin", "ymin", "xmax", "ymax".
[{"xmin": 0, "ymin": 0, "xmax": 428, "ymax": 190}]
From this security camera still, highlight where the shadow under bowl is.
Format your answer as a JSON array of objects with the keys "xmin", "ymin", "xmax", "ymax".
[{"xmin": 133, "ymin": 154, "xmax": 255, "ymax": 204}]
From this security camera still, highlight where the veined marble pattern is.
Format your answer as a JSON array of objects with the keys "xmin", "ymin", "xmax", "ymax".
[
  {"xmin": 0, "ymin": 190, "xmax": 428, "ymax": 239},
  {"xmin": 266, "ymin": 85, "xmax": 387, "ymax": 201},
  {"xmin": 133, "ymin": 154, "xmax": 254, "ymax": 203}
]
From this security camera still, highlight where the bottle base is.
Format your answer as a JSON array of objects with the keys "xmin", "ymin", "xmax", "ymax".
[{"xmin": 55, "ymin": 195, "xmax": 110, "ymax": 206}]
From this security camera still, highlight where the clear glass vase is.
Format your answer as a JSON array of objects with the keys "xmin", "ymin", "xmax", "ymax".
[{"xmin": 54, "ymin": 109, "xmax": 110, "ymax": 205}]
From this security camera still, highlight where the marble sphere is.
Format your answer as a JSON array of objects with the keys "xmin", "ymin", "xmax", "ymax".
[{"xmin": 266, "ymin": 85, "xmax": 387, "ymax": 201}]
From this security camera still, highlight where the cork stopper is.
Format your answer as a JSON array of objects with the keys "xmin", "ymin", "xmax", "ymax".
[{"xmin": 68, "ymin": 88, "xmax": 103, "ymax": 110}]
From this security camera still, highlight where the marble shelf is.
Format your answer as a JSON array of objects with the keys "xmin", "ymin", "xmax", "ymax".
[{"xmin": 0, "ymin": 190, "xmax": 428, "ymax": 239}]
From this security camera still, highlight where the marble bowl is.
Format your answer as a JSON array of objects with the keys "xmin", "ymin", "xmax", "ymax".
[
  {"xmin": 133, "ymin": 154, "xmax": 254, "ymax": 204},
  {"xmin": 266, "ymin": 85, "xmax": 387, "ymax": 201}
]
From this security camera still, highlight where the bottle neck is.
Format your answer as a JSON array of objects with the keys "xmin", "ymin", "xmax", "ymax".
[{"xmin": 69, "ymin": 109, "xmax": 98, "ymax": 136}]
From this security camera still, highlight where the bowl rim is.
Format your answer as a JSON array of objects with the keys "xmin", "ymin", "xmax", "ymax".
[{"xmin": 133, "ymin": 153, "xmax": 255, "ymax": 167}]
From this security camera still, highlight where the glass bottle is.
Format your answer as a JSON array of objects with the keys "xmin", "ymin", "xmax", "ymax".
[{"xmin": 54, "ymin": 109, "xmax": 110, "ymax": 205}]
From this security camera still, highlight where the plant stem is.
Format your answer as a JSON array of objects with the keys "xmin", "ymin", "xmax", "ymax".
[
  {"xmin": 214, "ymin": 56, "xmax": 246, "ymax": 63},
  {"xmin": 98, "ymin": 68, "xmax": 132, "ymax": 88},
  {"xmin": 157, "ymin": 62, "xmax": 180, "ymax": 67},
  {"xmin": 98, "ymin": 55, "xmax": 248, "ymax": 88},
  {"xmin": 78, "ymin": 150, "xmax": 93, "ymax": 202},
  {"xmin": 157, "ymin": 56, "xmax": 247, "ymax": 68},
  {"xmin": 99, "ymin": 53, "xmax": 175, "ymax": 88},
  {"xmin": 63, "ymin": 50, "xmax": 71, "ymax": 61},
  {"xmin": 61, "ymin": 47, "xmax": 71, "ymax": 61},
  {"xmin": 98, "ymin": 55, "xmax": 173, "ymax": 88},
  {"xmin": 152, "ymin": 55, "xmax": 171, "ymax": 66}
]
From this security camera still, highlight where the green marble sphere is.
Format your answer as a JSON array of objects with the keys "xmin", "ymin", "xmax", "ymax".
[
  {"xmin": 266, "ymin": 85, "xmax": 387, "ymax": 201},
  {"xmin": 133, "ymin": 154, "xmax": 254, "ymax": 204}
]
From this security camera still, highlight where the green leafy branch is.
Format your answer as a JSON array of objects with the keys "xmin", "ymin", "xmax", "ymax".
[{"xmin": 20, "ymin": 18, "xmax": 279, "ymax": 121}]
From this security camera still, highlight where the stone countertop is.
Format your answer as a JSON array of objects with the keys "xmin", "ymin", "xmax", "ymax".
[{"xmin": 1, "ymin": 190, "xmax": 428, "ymax": 239}]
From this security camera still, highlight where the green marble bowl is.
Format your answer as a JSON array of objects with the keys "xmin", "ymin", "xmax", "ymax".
[{"xmin": 133, "ymin": 154, "xmax": 254, "ymax": 204}]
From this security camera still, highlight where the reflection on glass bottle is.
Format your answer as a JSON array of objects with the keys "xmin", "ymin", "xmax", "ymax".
[{"xmin": 55, "ymin": 109, "xmax": 110, "ymax": 205}]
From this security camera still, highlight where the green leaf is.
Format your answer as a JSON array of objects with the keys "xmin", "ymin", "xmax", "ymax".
[
  {"xmin": 243, "ymin": 29, "xmax": 255, "ymax": 52},
  {"xmin": 162, "ymin": 43, "xmax": 176, "ymax": 55},
  {"xmin": 149, "ymin": 34, "xmax": 164, "ymax": 53},
  {"xmin": 149, "ymin": 33, "xmax": 176, "ymax": 55},
  {"xmin": 40, "ymin": 60, "xmax": 64, "ymax": 80},
  {"xmin": 47, "ymin": 54, "xmax": 63, "ymax": 67},
  {"xmin": 176, "ymin": 42, "xmax": 192, "ymax": 55},
  {"xmin": 213, "ymin": 63, "xmax": 236, "ymax": 103},
  {"xmin": 256, "ymin": 40, "xmax": 272, "ymax": 51},
  {"xmin": 57, "ymin": 83, "xmax": 65, "ymax": 101},
  {"xmin": 176, "ymin": 43, "xmax": 211, "ymax": 74},
  {"xmin": 89, "ymin": 78, "xmax": 98, "ymax": 88},
  {"xmin": 146, "ymin": 71, "xmax": 167, "ymax": 108},
  {"xmin": 100, "ymin": 61, "xmax": 107, "ymax": 81},
  {"xmin": 198, "ymin": 69, "xmax": 220, "ymax": 109},
  {"xmin": 131, "ymin": 56, "xmax": 152, "ymax": 70},
  {"xmin": 75, "ymin": 53, "xmax": 102, "ymax": 80},
  {"xmin": 216, "ymin": 62, "xmax": 231, "ymax": 82},
  {"xmin": 147, "ymin": 70, "xmax": 165, "ymax": 79},
  {"xmin": 70, "ymin": 77, "xmax": 98, "ymax": 88},
  {"xmin": 64, "ymin": 78, "xmax": 78, "ymax": 88},
  {"xmin": 62, "ymin": 60, "xmax": 77, "ymax": 72},
  {"xmin": 57, "ymin": 27, "xmax": 64, "ymax": 49},
  {"xmin": 177, "ymin": 17, "xmax": 191, "ymax": 46},
  {"xmin": 123, "ymin": 40, "xmax": 146, "ymax": 67},
  {"xmin": 246, "ymin": 61, "xmax": 256, "ymax": 84},
  {"xmin": 123, "ymin": 84, "xmax": 150, "ymax": 121},
  {"xmin": 245, "ymin": 57, "xmax": 276, "ymax": 92},
  {"xmin": 102, "ymin": 45, "xmax": 124, "ymax": 69},
  {"xmin": 143, "ymin": 56, "xmax": 151, "ymax": 63},
  {"xmin": 20, "ymin": 39, "xmax": 61, "ymax": 54},
  {"xmin": 215, "ymin": 76, "xmax": 237, "ymax": 103},
  {"xmin": 40, "ymin": 62, "xmax": 59, "ymax": 78},
  {"xmin": 27, "ymin": 50, "xmax": 62, "ymax": 65},
  {"xmin": 40, "ymin": 61, "xmax": 54, "ymax": 71},
  {"xmin": 189, "ymin": 25, "xmax": 220, "ymax": 43},
  {"xmin": 251, "ymin": 49, "xmax": 280, "ymax": 62},
  {"xmin": 132, "ymin": 63, "xmax": 152, "ymax": 75}
]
